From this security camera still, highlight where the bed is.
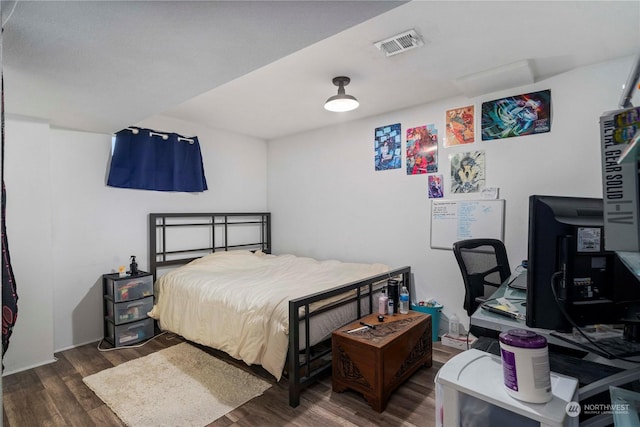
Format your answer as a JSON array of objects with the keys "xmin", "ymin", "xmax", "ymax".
[{"xmin": 147, "ymin": 212, "xmax": 411, "ymax": 407}]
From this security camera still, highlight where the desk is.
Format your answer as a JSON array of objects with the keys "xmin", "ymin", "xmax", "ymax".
[
  {"xmin": 470, "ymin": 271, "xmax": 640, "ymax": 427},
  {"xmin": 470, "ymin": 271, "xmax": 640, "ymax": 368},
  {"xmin": 469, "ymin": 271, "xmax": 579, "ymax": 353},
  {"xmin": 470, "ymin": 271, "xmax": 528, "ymax": 333}
]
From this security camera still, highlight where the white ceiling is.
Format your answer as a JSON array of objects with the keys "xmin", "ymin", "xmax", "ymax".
[{"xmin": 3, "ymin": 1, "xmax": 639, "ymax": 140}]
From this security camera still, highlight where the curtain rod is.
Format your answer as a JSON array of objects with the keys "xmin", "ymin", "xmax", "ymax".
[{"xmin": 126, "ymin": 127, "xmax": 194, "ymax": 144}]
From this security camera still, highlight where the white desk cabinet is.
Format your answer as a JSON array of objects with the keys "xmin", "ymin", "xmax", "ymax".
[{"xmin": 435, "ymin": 349, "xmax": 579, "ymax": 427}]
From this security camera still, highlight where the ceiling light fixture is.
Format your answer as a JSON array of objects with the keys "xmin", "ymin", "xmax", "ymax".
[{"xmin": 324, "ymin": 76, "xmax": 359, "ymax": 112}]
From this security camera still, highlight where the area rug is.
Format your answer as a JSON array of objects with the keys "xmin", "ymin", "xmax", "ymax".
[{"xmin": 83, "ymin": 342, "xmax": 272, "ymax": 427}]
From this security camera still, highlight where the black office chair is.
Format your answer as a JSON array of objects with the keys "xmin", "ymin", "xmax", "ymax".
[{"xmin": 452, "ymin": 238, "xmax": 512, "ymax": 317}]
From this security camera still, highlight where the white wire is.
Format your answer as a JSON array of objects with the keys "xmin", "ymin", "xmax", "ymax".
[
  {"xmin": 2, "ymin": 0, "xmax": 19, "ymax": 29},
  {"xmin": 96, "ymin": 331, "xmax": 181, "ymax": 352}
]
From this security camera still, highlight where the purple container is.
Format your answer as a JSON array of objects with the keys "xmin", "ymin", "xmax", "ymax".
[
  {"xmin": 498, "ymin": 329, "xmax": 552, "ymax": 403},
  {"xmin": 499, "ymin": 329, "xmax": 547, "ymax": 348}
]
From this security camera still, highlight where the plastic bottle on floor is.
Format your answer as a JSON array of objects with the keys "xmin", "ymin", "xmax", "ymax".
[{"xmin": 449, "ymin": 313, "xmax": 460, "ymax": 337}]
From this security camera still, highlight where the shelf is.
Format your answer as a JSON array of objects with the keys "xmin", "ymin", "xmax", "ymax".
[
  {"xmin": 616, "ymin": 131, "xmax": 640, "ymax": 165},
  {"xmin": 617, "ymin": 251, "xmax": 640, "ymax": 279},
  {"xmin": 615, "ymin": 53, "xmax": 640, "ymax": 164}
]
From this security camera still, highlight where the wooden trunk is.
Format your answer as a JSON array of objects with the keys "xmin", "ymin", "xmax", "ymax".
[{"xmin": 332, "ymin": 311, "xmax": 432, "ymax": 412}]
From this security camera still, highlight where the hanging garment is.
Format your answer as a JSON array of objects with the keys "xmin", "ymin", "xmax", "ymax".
[
  {"xmin": 1, "ymin": 71, "xmax": 19, "ymax": 362},
  {"xmin": 1, "ymin": 182, "xmax": 18, "ymax": 359}
]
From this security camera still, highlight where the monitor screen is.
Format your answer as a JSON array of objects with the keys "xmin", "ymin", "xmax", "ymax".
[{"xmin": 526, "ymin": 195, "xmax": 620, "ymax": 332}]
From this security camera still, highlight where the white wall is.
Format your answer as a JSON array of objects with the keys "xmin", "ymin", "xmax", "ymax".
[
  {"xmin": 3, "ymin": 55, "xmax": 637, "ymax": 373},
  {"xmin": 4, "ymin": 116, "xmax": 55, "ymax": 373},
  {"xmin": 267, "ymin": 56, "xmax": 640, "ymax": 333},
  {"xmin": 3, "ymin": 114, "xmax": 267, "ymax": 374}
]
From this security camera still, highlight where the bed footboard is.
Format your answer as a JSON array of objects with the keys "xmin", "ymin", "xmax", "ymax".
[{"xmin": 287, "ymin": 266, "xmax": 411, "ymax": 407}]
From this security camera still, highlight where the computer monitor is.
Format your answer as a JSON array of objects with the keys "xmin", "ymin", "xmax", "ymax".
[{"xmin": 525, "ymin": 195, "xmax": 640, "ymax": 333}]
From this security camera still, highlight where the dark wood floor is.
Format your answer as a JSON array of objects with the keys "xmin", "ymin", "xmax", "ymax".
[{"xmin": 3, "ymin": 334, "xmax": 463, "ymax": 426}]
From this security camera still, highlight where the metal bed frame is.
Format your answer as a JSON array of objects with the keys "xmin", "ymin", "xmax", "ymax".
[
  {"xmin": 148, "ymin": 212, "xmax": 411, "ymax": 407},
  {"xmin": 149, "ymin": 212, "xmax": 271, "ymax": 280}
]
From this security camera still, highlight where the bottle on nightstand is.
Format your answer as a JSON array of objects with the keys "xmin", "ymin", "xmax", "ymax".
[
  {"xmin": 378, "ymin": 288, "xmax": 388, "ymax": 315},
  {"xmin": 399, "ymin": 285, "xmax": 409, "ymax": 314}
]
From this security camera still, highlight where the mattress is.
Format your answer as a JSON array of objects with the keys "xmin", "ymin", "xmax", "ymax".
[{"xmin": 148, "ymin": 250, "xmax": 389, "ymax": 380}]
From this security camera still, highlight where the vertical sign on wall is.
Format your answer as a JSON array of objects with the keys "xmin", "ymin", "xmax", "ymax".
[
  {"xmin": 444, "ymin": 105, "xmax": 475, "ymax": 147},
  {"xmin": 406, "ymin": 124, "xmax": 438, "ymax": 175},
  {"xmin": 375, "ymin": 123, "xmax": 402, "ymax": 171},
  {"xmin": 428, "ymin": 174, "xmax": 444, "ymax": 198},
  {"xmin": 481, "ymin": 89, "xmax": 551, "ymax": 140},
  {"xmin": 450, "ymin": 151, "xmax": 485, "ymax": 193}
]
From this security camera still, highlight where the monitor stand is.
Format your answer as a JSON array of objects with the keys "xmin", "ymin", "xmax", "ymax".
[{"xmin": 623, "ymin": 318, "xmax": 640, "ymax": 342}]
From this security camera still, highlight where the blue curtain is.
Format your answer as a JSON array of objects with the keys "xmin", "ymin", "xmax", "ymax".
[{"xmin": 107, "ymin": 127, "xmax": 208, "ymax": 192}]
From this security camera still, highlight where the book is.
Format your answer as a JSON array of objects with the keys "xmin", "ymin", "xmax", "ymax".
[{"xmin": 600, "ymin": 106, "xmax": 640, "ymax": 251}]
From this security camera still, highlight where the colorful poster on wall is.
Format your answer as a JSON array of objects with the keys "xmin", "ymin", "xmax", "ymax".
[
  {"xmin": 450, "ymin": 151, "xmax": 485, "ymax": 193},
  {"xmin": 375, "ymin": 123, "xmax": 402, "ymax": 171},
  {"xmin": 406, "ymin": 124, "xmax": 438, "ymax": 175},
  {"xmin": 445, "ymin": 105, "xmax": 475, "ymax": 147},
  {"xmin": 481, "ymin": 89, "xmax": 551, "ymax": 140},
  {"xmin": 428, "ymin": 174, "xmax": 444, "ymax": 198}
]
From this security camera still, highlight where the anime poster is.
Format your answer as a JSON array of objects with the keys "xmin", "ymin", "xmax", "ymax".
[
  {"xmin": 450, "ymin": 151, "xmax": 485, "ymax": 193},
  {"xmin": 428, "ymin": 174, "xmax": 444, "ymax": 198},
  {"xmin": 406, "ymin": 124, "xmax": 438, "ymax": 175},
  {"xmin": 374, "ymin": 123, "xmax": 402, "ymax": 171},
  {"xmin": 481, "ymin": 89, "xmax": 551, "ymax": 140},
  {"xmin": 445, "ymin": 105, "xmax": 475, "ymax": 147}
]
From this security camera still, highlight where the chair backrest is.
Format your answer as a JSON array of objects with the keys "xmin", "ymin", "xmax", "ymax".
[{"xmin": 452, "ymin": 238, "xmax": 511, "ymax": 317}]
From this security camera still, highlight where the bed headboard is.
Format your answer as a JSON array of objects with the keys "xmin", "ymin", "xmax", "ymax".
[{"xmin": 148, "ymin": 212, "xmax": 271, "ymax": 279}]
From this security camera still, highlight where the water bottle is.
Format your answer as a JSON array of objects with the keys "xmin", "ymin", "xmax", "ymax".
[
  {"xmin": 378, "ymin": 288, "xmax": 388, "ymax": 315},
  {"xmin": 449, "ymin": 313, "xmax": 460, "ymax": 337},
  {"xmin": 399, "ymin": 285, "xmax": 409, "ymax": 314}
]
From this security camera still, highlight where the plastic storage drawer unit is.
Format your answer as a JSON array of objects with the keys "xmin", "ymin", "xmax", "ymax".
[
  {"xmin": 106, "ymin": 295, "xmax": 154, "ymax": 325},
  {"xmin": 104, "ymin": 273, "xmax": 153, "ymax": 302},
  {"xmin": 106, "ymin": 317, "xmax": 154, "ymax": 347},
  {"xmin": 102, "ymin": 271, "xmax": 155, "ymax": 348}
]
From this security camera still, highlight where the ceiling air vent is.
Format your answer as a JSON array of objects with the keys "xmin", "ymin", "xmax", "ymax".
[{"xmin": 374, "ymin": 29, "xmax": 424, "ymax": 57}]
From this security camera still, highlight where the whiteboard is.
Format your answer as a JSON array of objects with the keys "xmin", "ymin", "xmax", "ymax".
[{"xmin": 430, "ymin": 199, "xmax": 505, "ymax": 250}]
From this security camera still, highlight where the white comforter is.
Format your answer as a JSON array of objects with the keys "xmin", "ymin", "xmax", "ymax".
[{"xmin": 148, "ymin": 250, "xmax": 389, "ymax": 380}]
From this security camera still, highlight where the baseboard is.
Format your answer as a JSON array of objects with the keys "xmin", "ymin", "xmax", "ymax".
[
  {"xmin": 2, "ymin": 357, "xmax": 57, "ymax": 376},
  {"xmin": 54, "ymin": 338, "xmax": 101, "ymax": 353}
]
